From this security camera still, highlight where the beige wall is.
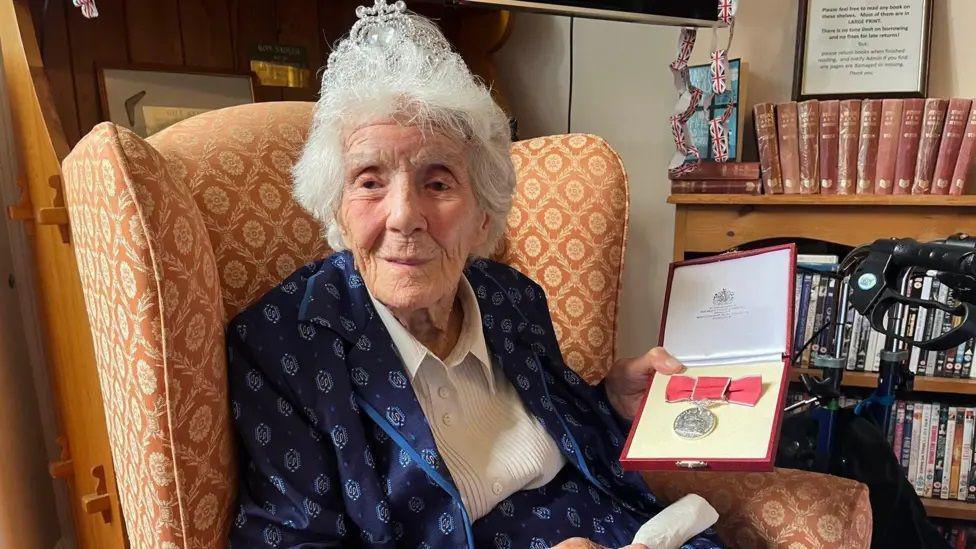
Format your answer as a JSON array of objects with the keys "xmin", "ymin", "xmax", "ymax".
[{"xmin": 496, "ymin": 0, "xmax": 976, "ymax": 360}]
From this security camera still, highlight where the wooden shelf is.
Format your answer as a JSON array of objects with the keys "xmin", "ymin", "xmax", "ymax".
[
  {"xmin": 789, "ymin": 367, "xmax": 976, "ymax": 395},
  {"xmin": 922, "ymin": 498, "xmax": 976, "ymax": 520},
  {"xmin": 668, "ymin": 194, "xmax": 976, "ymax": 207}
]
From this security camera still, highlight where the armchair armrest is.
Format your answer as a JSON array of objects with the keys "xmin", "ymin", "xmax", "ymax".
[{"xmin": 642, "ymin": 468, "xmax": 872, "ymax": 548}]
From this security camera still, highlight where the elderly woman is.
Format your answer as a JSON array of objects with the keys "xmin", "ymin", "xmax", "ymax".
[{"xmin": 227, "ymin": 3, "xmax": 723, "ymax": 548}]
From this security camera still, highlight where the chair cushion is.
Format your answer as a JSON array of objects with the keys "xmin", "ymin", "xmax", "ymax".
[{"xmin": 500, "ymin": 134, "xmax": 629, "ymax": 382}]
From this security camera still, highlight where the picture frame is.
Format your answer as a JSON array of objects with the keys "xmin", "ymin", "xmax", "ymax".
[
  {"xmin": 97, "ymin": 64, "xmax": 256, "ymax": 138},
  {"xmin": 685, "ymin": 58, "xmax": 747, "ymax": 163},
  {"xmin": 792, "ymin": 0, "xmax": 933, "ymax": 101}
]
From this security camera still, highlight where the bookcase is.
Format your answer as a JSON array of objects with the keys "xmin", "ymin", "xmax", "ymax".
[{"xmin": 670, "ymin": 193, "xmax": 976, "ymax": 521}]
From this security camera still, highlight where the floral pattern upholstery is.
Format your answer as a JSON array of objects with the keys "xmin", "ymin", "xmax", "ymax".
[
  {"xmin": 643, "ymin": 468, "xmax": 873, "ymax": 548},
  {"xmin": 61, "ymin": 102, "xmax": 871, "ymax": 548}
]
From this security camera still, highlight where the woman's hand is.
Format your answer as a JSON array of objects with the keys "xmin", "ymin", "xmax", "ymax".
[
  {"xmin": 604, "ymin": 346, "xmax": 685, "ymax": 420},
  {"xmin": 549, "ymin": 538, "xmax": 648, "ymax": 549}
]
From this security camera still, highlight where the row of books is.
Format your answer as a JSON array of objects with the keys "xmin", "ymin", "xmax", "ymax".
[
  {"xmin": 669, "ymin": 161, "xmax": 761, "ymax": 195},
  {"xmin": 755, "ymin": 98, "xmax": 976, "ymax": 195},
  {"xmin": 887, "ymin": 401, "xmax": 976, "ymax": 502},
  {"xmin": 791, "ymin": 257, "xmax": 976, "ymax": 377}
]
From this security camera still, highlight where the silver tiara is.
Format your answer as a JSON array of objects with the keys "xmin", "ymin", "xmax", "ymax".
[{"xmin": 348, "ymin": 0, "xmax": 446, "ymax": 56}]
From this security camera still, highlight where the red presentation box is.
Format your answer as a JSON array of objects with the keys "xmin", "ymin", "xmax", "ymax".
[{"xmin": 621, "ymin": 244, "xmax": 797, "ymax": 472}]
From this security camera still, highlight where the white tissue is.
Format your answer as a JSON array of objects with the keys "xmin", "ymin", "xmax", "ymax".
[{"xmin": 631, "ymin": 493, "xmax": 719, "ymax": 549}]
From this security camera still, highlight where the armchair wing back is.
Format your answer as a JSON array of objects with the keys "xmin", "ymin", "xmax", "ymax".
[{"xmin": 60, "ymin": 101, "xmax": 629, "ymax": 547}]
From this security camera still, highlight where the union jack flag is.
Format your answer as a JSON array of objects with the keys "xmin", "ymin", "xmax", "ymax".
[
  {"xmin": 709, "ymin": 49, "xmax": 729, "ymax": 94},
  {"xmin": 670, "ymin": 114, "xmax": 699, "ymax": 158},
  {"xmin": 73, "ymin": 0, "xmax": 99, "ymax": 18},
  {"xmin": 670, "ymin": 29, "xmax": 698, "ymax": 72},
  {"xmin": 708, "ymin": 107, "xmax": 735, "ymax": 162},
  {"xmin": 719, "ymin": 0, "xmax": 736, "ymax": 25}
]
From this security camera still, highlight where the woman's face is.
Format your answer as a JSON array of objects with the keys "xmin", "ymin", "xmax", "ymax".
[{"xmin": 338, "ymin": 122, "xmax": 490, "ymax": 311}]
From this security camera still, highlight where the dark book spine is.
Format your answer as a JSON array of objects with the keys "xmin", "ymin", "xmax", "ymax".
[
  {"xmin": 902, "ymin": 402, "xmax": 915, "ymax": 473},
  {"xmin": 894, "ymin": 98, "xmax": 926, "ymax": 194},
  {"xmin": 939, "ymin": 292, "xmax": 959, "ymax": 377},
  {"xmin": 841, "ymin": 285, "xmax": 856, "ymax": 364},
  {"xmin": 837, "ymin": 99, "xmax": 862, "ymax": 195},
  {"xmin": 672, "ymin": 161, "xmax": 761, "ymax": 180},
  {"xmin": 935, "ymin": 403, "xmax": 949, "ymax": 498},
  {"xmin": 902, "ymin": 273, "xmax": 923, "ymax": 368},
  {"xmin": 875, "ymin": 99, "xmax": 904, "ymax": 194},
  {"xmin": 855, "ymin": 315, "xmax": 871, "ymax": 372},
  {"xmin": 856, "ymin": 99, "xmax": 883, "ymax": 194},
  {"xmin": 798, "ymin": 100, "xmax": 821, "ymax": 193},
  {"xmin": 670, "ymin": 180, "xmax": 762, "ymax": 194},
  {"xmin": 754, "ymin": 103, "xmax": 784, "ymax": 194},
  {"xmin": 950, "ymin": 103, "xmax": 976, "ymax": 195},
  {"xmin": 893, "ymin": 400, "xmax": 907, "ymax": 461},
  {"xmin": 820, "ymin": 276, "xmax": 840, "ymax": 356},
  {"xmin": 932, "ymin": 98, "xmax": 973, "ymax": 195},
  {"xmin": 913, "ymin": 98, "xmax": 950, "ymax": 194},
  {"xmin": 778, "ymin": 102, "xmax": 801, "ymax": 194},
  {"xmin": 918, "ymin": 278, "xmax": 940, "ymax": 375},
  {"xmin": 811, "ymin": 276, "xmax": 829, "ymax": 357},
  {"xmin": 936, "ymin": 349, "xmax": 948, "ymax": 378},
  {"xmin": 968, "ymin": 412, "xmax": 976, "ymax": 501},
  {"xmin": 794, "ymin": 273, "xmax": 813, "ymax": 360}
]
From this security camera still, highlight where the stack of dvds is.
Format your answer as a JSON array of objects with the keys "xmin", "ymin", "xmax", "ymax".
[
  {"xmin": 792, "ymin": 257, "xmax": 976, "ymax": 378},
  {"xmin": 887, "ymin": 401, "xmax": 976, "ymax": 502}
]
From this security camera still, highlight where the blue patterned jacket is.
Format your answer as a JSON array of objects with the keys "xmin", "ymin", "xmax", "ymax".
[{"xmin": 227, "ymin": 251, "xmax": 723, "ymax": 548}]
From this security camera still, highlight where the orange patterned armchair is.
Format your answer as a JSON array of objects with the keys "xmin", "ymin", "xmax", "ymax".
[{"xmin": 60, "ymin": 102, "xmax": 871, "ymax": 548}]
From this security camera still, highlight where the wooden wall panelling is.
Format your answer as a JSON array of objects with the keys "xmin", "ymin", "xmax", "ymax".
[
  {"xmin": 124, "ymin": 0, "xmax": 183, "ymax": 65},
  {"xmin": 230, "ymin": 0, "xmax": 282, "ymax": 102},
  {"xmin": 37, "ymin": 0, "xmax": 80, "ymax": 145},
  {"xmin": 2, "ymin": 2, "xmax": 125, "ymax": 547},
  {"xmin": 275, "ymin": 0, "xmax": 322, "ymax": 102},
  {"xmin": 64, "ymin": 0, "xmax": 128, "ymax": 136},
  {"xmin": 317, "ymin": 0, "xmax": 359, "ymax": 47},
  {"xmin": 178, "ymin": 0, "xmax": 234, "ymax": 69}
]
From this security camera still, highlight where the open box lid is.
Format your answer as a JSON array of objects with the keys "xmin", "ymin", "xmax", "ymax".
[
  {"xmin": 621, "ymin": 244, "xmax": 797, "ymax": 472},
  {"xmin": 660, "ymin": 244, "xmax": 796, "ymax": 365}
]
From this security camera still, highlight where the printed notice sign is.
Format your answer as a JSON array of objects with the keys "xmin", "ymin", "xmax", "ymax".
[{"xmin": 800, "ymin": 0, "xmax": 928, "ymax": 96}]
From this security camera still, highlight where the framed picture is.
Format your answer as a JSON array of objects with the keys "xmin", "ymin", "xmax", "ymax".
[
  {"xmin": 685, "ymin": 58, "xmax": 747, "ymax": 163},
  {"xmin": 97, "ymin": 64, "xmax": 256, "ymax": 138},
  {"xmin": 792, "ymin": 0, "xmax": 933, "ymax": 100}
]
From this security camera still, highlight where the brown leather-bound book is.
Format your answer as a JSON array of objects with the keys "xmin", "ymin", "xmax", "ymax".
[
  {"xmin": 818, "ymin": 100, "xmax": 840, "ymax": 194},
  {"xmin": 856, "ymin": 99, "xmax": 882, "ymax": 194},
  {"xmin": 837, "ymin": 99, "xmax": 861, "ymax": 195},
  {"xmin": 950, "ymin": 104, "xmax": 976, "ymax": 195},
  {"xmin": 797, "ymin": 100, "xmax": 821, "ymax": 193},
  {"xmin": 912, "ymin": 98, "xmax": 950, "ymax": 194},
  {"xmin": 777, "ymin": 102, "xmax": 801, "ymax": 194},
  {"xmin": 893, "ymin": 98, "xmax": 926, "ymax": 195},
  {"xmin": 932, "ymin": 98, "xmax": 973, "ymax": 195},
  {"xmin": 670, "ymin": 161, "xmax": 760, "ymax": 180},
  {"xmin": 874, "ymin": 99, "xmax": 903, "ymax": 194},
  {"xmin": 753, "ymin": 103, "xmax": 783, "ymax": 194},
  {"xmin": 670, "ymin": 179, "xmax": 762, "ymax": 195}
]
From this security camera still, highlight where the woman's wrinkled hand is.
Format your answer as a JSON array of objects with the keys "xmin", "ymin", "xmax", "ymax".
[
  {"xmin": 549, "ymin": 537, "xmax": 648, "ymax": 549},
  {"xmin": 604, "ymin": 346, "xmax": 686, "ymax": 420}
]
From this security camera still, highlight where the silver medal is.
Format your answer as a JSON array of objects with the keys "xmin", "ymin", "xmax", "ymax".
[{"xmin": 673, "ymin": 404, "xmax": 717, "ymax": 439}]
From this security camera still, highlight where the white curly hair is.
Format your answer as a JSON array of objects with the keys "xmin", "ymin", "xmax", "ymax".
[{"xmin": 291, "ymin": 12, "xmax": 515, "ymax": 257}]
